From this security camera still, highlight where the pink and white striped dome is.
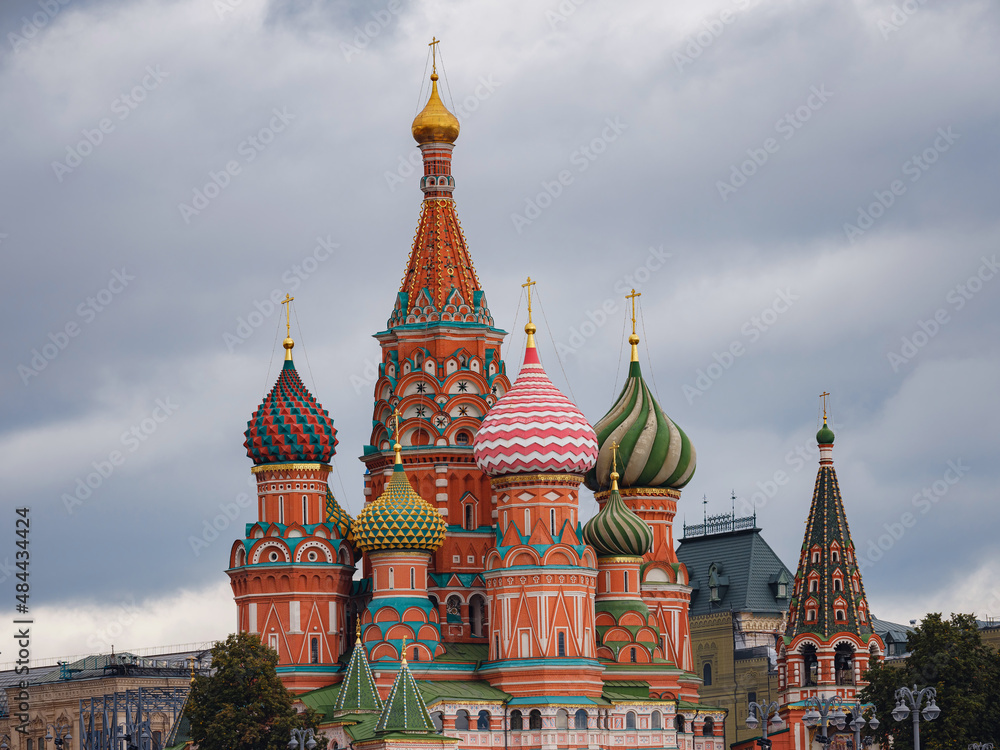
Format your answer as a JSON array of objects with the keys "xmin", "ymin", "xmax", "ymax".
[{"xmin": 473, "ymin": 341, "xmax": 598, "ymax": 477}]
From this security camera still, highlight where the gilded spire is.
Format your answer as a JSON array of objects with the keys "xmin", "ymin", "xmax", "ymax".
[
  {"xmin": 817, "ymin": 392, "xmax": 835, "ymax": 446},
  {"xmin": 411, "ymin": 38, "xmax": 460, "ymax": 144},
  {"xmin": 522, "ymin": 276, "xmax": 537, "ymax": 348},
  {"xmin": 626, "ymin": 288, "xmax": 641, "ymax": 362},
  {"xmin": 392, "ymin": 407, "xmax": 402, "ymax": 461},
  {"xmin": 610, "ymin": 440, "xmax": 620, "ymax": 491},
  {"xmin": 281, "ymin": 293, "xmax": 294, "ymax": 361}
]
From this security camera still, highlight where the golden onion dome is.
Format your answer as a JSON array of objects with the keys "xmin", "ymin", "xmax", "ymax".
[
  {"xmin": 351, "ymin": 444, "xmax": 447, "ymax": 553},
  {"xmin": 411, "ymin": 73, "xmax": 460, "ymax": 144}
]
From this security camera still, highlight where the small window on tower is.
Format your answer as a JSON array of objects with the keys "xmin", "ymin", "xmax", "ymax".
[
  {"xmin": 630, "ymin": 647, "xmax": 637, "ymax": 663},
  {"xmin": 558, "ymin": 632, "xmax": 566, "ymax": 657},
  {"xmin": 311, "ymin": 637, "xmax": 319, "ymax": 664}
]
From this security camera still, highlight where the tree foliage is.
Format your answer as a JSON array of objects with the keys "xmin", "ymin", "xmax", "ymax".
[
  {"xmin": 187, "ymin": 632, "xmax": 324, "ymax": 750},
  {"xmin": 861, "ymin": 613, "xmax": 1000, "ymax": 750}
]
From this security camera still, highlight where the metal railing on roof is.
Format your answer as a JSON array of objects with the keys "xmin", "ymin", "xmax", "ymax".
[{"xmin": 683, "ymin": 511, "xmax": 757, "ymax": 538}]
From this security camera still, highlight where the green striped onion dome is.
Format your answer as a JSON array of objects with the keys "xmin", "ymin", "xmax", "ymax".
[
  {"xmin": 352, "ymin": 460, "xmax": 447, "ymax": 553},
  {"xmin": 583, "ymin": 483, "xmax": 653, "ymax": 557},
  {"xmin": 325, "ymin": 486, "xmax": 353, "ymax": 540},
  {"xmin": 585, "ymin": 360, "xmax": 696, "ymax": 491}
]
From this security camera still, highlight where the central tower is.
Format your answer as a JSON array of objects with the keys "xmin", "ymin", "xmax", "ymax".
[{"xmin": 361, "ymin": 53, "xmax": 511, "ymax": 645}]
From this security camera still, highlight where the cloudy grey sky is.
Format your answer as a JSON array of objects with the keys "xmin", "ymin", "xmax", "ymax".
[{"xmin": 1, "ymin": 0, "xmax": 998, "ymax": 660}]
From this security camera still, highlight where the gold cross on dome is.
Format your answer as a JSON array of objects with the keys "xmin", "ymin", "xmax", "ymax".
[
  {"xmin": 392, "ymin": 407, "xmax": 402, "ymax": 441},
  {"xmin": 428, "ymin": 37, "xmax": 440, "ymax": 74},
  {"xmin": 625, "ymin": 289, "xmax": 641, "ymax": 336},
  {"xmin": 281, "ymin": 293, "xmax": 294, "ymax": 337},
  {"xmin": 522, "ymin": 276, "xmax": 536, "ymax": 325},
  {"xmin": 401, "ymin": 636, "xmax": 409, "ymax": 665},
  {"xmin": 819, "ymin": 391, "xmax": 830, "ymax": 421},
  {"xmin": 610, "ymin": 440, "xmax": 620, "ymax": 475}
]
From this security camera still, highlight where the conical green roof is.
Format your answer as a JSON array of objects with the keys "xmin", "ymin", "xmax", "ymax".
[
  {"xmin": 585, "ymin": 360, "xmax": 696, "ymax": 491},
  {"xmin": 583, "ymin": 484, "xmax": 652, "ymax": 557},
  {"xmin": 375, "ymin": 658, "xmax": 436, "ymax": 735},
  {"xmin": 334, "ymin": 639, "xmax": 383, "ymax": 716}
]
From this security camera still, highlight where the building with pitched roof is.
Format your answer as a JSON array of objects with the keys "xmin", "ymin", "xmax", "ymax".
[{"xmin": 675, "ymin": 510, "xmax": 792, "ymax": 746}]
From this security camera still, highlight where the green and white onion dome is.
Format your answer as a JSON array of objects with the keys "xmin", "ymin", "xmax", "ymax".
[
  {"xmin": 585, "ymin": 359, "xmax": 696, "ymax": 492},
  {"xmin": 583, "ymin": 474, "xmax": 653, "ymax": 557}
]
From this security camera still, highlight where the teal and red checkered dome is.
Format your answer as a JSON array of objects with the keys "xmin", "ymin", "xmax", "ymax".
[{"xmin": 244, "ymin": 360, "xmax": 338, "ymax": 465}]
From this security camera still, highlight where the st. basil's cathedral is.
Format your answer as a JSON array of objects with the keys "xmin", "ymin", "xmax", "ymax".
[{"xmin": 226, "ymin": 51, "xmax": 883, "ymax": 750}]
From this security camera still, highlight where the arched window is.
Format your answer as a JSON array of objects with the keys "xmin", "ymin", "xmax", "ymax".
[
  {"xmin": 278, "ymin": 496, "xmax": 284, "ymax": 523},
  {"xmin": 835, "ymin": 643, "xmax": 856, "ymax": 685},
  {"xmin": 310, "ymin": 637, "xmax": 319, "ymax": 664},
  {"xmin": 836, "ymin": 609, "xmax": 846, "ymax": 621},
  {"xmin": 630, "ymin": 647, "xmax": 637, "ymax": 663},
  {"xmin": 556, "ymin": 709, "xmax": 568, "ymax": 729},
  {"xmin": 302, "ymin": 496, "xmax": 308, "ymax": 524},
  {"xmin": 431, "ymin": 712, "xmax": 444, "ymax": 733},
  {"xmin": 477, "ymin": 710, "xmax": 491, "ymax": 731},
  {"xmin": 802, "ymin": 643, "xmax": 818, "ymax": 686},
  {"xmin": 410, "ymin": 567, "xmax": 416, "ymax": 589},
  {"xmin": 470, "ymin": 595, "xmax": 487, "ymax": 637},
  {"xmin": 510, "ymin": 710, "xmax": 523, "ymax": 731},
  {"xmin": 550, "ymin": 508, "xmax": 556, "ymax": 535},
  {"xmin": 704, "ymin": 717, "xmax": 715, "ymax": 736},
  {"xmin": 675, "ymin": 715, "xmax": 685, "ymax": 732},
  {"xmin": 455, "ymin": 710, "xmax": 470, "ymax": 731},
  {"xmin": 574, "ymin": 709, "xmax": 588, "ymax": 730},
  {"xmin": 703, "ymin": 662, "xmax": 712, "ymax": 686},
  {"xmin": 651, "ymin": 711, "xmax": 662, "ymax": 730},
  {"xmin": 558, "ymin": 632, "xmax": 566, "ymax": 657},
  {"xmin": 626, "ymin": 711, "xmax": 636, "ymax": 730},
  {"xmin": 624, "ymin": 570, "xmax": 630, "ymax": 592},
  {"xmin": 809, "ymin": 579, "xmax": 818, "ymax": 592},
  {"xmin": 834, "ymin": 578, "xmax": 842, "ymax": 591},
  {"xmin": 529, "ymin": 710, "xmax": 542, "ymax": 730},
  {"xmin": 388, "ymin": 567, "xmax": 394, "ymax": 590},
  {"xmin": 465, "ymin": 504, "xmax": 474, "ymax": 530}
]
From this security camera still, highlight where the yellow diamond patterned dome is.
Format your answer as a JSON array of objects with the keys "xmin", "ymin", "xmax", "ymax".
[{"xmin": 352, "ymin": 461, "xmax": 447, "ymax": 553}]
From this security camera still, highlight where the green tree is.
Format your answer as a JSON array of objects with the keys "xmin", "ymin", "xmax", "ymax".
[
  {"xmin": 187, "ymin": 633, "xmax": 324, "ymax": 750},
  {"xmin": 861, "ymin": 613, "xmax": 1000, "ymax": 750}
]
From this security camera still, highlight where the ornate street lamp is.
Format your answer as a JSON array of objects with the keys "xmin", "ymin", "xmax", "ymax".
[
  {"xmin": 891, "ymin": 684, "xmax": 939, "ymax": 750},
  {"xmin": 841, "ymin": 701, "xmax": 878, "ymax": 750},
  {"xmin": 288, "ymin": 728, "xmax": 317, "ymax": 750},
  {"xmin": 746, "ymin": 701, "xmax": 783, "ymax": 748},
  {"xmin": 802, "ymin": 697, "xmax": 847, "ymax": 748},
  {"xmin": 968, "ymin": 744, "xmax": 994, "ymax": 750},
  {"xmin": 46, "ymin": 722, "xmax": 74, "ymax": 750}
]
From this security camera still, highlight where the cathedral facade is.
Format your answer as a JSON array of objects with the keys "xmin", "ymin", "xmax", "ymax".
[{"xmin": 228, "ymin": 57, "xmax": 724, "ymax": 750}]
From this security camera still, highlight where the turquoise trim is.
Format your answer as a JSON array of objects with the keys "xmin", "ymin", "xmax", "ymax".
[{"xmin": 507, "ymin": 696, "xmax": 602, "ymax": 706}]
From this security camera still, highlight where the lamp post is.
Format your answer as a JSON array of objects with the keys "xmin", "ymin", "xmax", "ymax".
[
  {"xmin": 968, "ymin": 744, "xmax": 994, "ymax": 750},
  {"xmin": 288, "ymin": 728, "xmax": 317, "ymax": 750},
  {"xmin": 801, "ymin": 697, "xmax": 847, "ymax": 748},
  {"xmin": 45, "ymin": 723, "xmax": 73, "ymax": 750},
  {"xmin": 891, "ymin": 685, "xmax": 939, "ymax": 750},
  {"xmin": 746, "ymin": 701, "xmax": 782, "ymax": 749},
  {"xmin": 841, "ymin": 701, "xmax": 878, "ymax": 750}
]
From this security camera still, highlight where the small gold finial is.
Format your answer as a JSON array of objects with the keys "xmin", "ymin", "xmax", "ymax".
[
  {"xmin": 400, "ymin": 637, "xmax": 409, "ymax": 667},
  {"xmin": 428, "ymin": 37, "xmax": 439, "ymax": 76},
  {"xmin": 356, "ymin": 629, "xmax": 362, "ymax": 647},
  {"xmin": 392, "ymin": 408, "xmax": 403, "ymax": 463},
  {"xmin": 820, "ymin": 391, "xmax": 830, "ymax": 424},
  {"xmin": 522, "ymin": 276, "xmax": 537, "ymax": 345},
  {"xmin": 626, "ymin": 289, "xmax": 641, "ymax": 362},
  {"xmin": 281, "ymin": 293, "xmax": 295, "ymax": 361},
  {"xmin": 610, "ymin": 440, "xmax": 620, "ymax": 490}
]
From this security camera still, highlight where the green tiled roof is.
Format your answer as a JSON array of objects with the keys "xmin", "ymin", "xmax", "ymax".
[
  {"xmin": 376, "ymin": 661, "xmax": 436, "ymax": 735},
  {"xmin": 418, "ymin": 680, "xmax": 510, "ymax": 705},
  {"xmin": 676, "ymin": 527, "xmax": 791, "ymax": 617},
  {"xmin": 334, "ymin": 640, "xmax": 383, "ymax": 716},
  {"xmin": 434, "ymin": 642, "xmax": 488, "ymax": 664}
]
